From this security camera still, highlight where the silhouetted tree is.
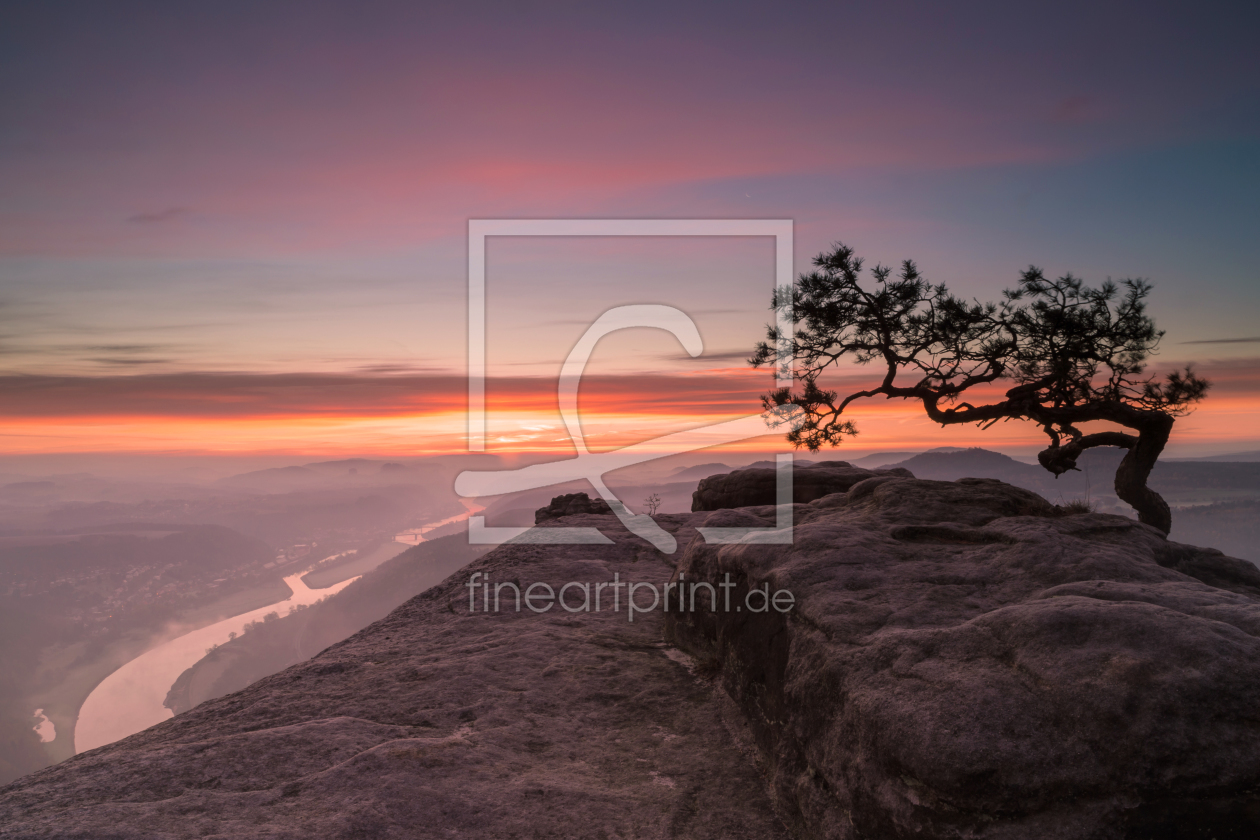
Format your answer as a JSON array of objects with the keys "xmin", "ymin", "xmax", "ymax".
[{"xmin": 751, "ymin": 243, "xmax": 1210, "ymax": 534}]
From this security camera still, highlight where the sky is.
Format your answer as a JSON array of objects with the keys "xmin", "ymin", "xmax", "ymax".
[{"xmin": 1, "ymin": 0, "xmax": 1258, "ymax": 461}]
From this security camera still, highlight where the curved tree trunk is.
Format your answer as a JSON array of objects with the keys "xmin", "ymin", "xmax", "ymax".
[
  {"xmin": 1035, "ymin": 414, "xmax": 1174, "ymax": 535},
  {"xmin": 1112, "ymin": 414, "xmax": 1174, "ymax": 535}
]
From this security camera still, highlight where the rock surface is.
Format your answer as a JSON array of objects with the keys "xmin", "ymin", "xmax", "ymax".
[
  {"xmin": 691, "ymin": 460, "xmax": 912, "ymax": 511},
  {"xmin": 0, "ymin": 513, "xmax": 787, "ymax": 840},
  {"xmin": 534, "ymin": 491, "xmax": 614, "ymax": 523},
  {"xmin": 670, "ymin": 474, "xmax": 1260, "ymax": 839},
  {"xmin": 5, "ymin": 468, "xmax": 1260, "ymax": 839}
]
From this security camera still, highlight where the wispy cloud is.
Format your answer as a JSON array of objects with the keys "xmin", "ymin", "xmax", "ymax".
[
  {"xmin": 127, "ymin": 207, "xmax": 189, "ymax": 224},
  {"xmin": 0, "ymin": 370, "xmax": 767, "ymax": 419},
  {"xmin": 0, "ymin": 341, "xmax": 191, "ymax": 368},
  {"xmin": 352, "ymin": 363, "xmax": 448, "ymax": 374},
  {"xmin": 1181, "ymin": 337, "xmax": 1260, "ymax": 344},
  {"xmin": 656, "ymin": 349, "xmax": 756, "ymax": 364},
  {"xmin": 85, "ymin": 357, "xmax": 172, "ymax": 366},
  {"xmin": 82, "ymin": 344, "xmax": 177, "ymax": 353}
]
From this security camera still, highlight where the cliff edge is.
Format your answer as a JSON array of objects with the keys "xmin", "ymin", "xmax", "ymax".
[{"xmin": 3, "ymin": 463, "xmax": 1260, "ymax": 839}]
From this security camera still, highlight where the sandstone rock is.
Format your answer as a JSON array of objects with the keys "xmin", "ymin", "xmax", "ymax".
[
  {"xmin": 5, "ymin": 474, "xmax": 1260, "ymax": 839},
  {"xmin": 691, "ymin": 460, "xmax": 913, "ymax": 511},
  {"xmin": 0, "ymin": 512, "xmax": 787, "ymax": 840},
  {"xmin": 669, "ymin": 474, "xmax": 1260, "ymax": 839},
  {"xmin": 534, "ymin": 491, "xmax": 613, "ymax": 523}
]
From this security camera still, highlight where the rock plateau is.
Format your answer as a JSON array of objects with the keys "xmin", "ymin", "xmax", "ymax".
[{"xmin": 3, "ymin": 462, "xmax": 1260, "ymax": 839}]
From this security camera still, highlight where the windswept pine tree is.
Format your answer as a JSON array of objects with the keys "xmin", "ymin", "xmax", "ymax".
[{"xmin": 752, "ymin": 243, "xmax": 1210, "ymax": 533}]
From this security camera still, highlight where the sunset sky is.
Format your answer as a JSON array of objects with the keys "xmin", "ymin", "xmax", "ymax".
[{"xmin": 2, "ymin": 0, "xmax": 1258, "ymax": 460}]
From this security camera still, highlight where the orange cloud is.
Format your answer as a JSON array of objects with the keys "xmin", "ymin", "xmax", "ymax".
[{"xmin": 1, "ymin": 359, "xmax": 1257, "ymax": 456}]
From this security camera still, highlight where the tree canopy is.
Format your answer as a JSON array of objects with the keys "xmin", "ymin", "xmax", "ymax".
[{"xmin": 751, "ymin": 243, "xmax": 1210, "ymax": 534}]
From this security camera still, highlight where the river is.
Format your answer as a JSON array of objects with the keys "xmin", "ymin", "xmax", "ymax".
[
  {"xmin": 394, "ymin": 499, "xmax": 484, "ymax": 544},
  {"xmin": 74, "ymin": 571, "xmax": 358, "ymax": 753},
  {"xmin": 73, "ymin": 501, "xmax": 484, "ymax": 754}
]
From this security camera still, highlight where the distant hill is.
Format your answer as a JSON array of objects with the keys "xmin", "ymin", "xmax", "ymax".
[
  {"xmin": 30, "ymin": 482, "xmax": 465, "ymax": 546},
  {"xmin": 0, "ymin": 473, "xmax": 219, "ymax": 511},
  {"xmin": 847, "ymin": 451, "xmax": 922, "ymax": 468},
  {"xmin": 215, "ymin": 465, "xmax": 321, "ymax": 491},
  {"xmin": 876, "ymin": 447, "xmax": 1260, "ymax": 519},
  {"xmin": 1168, "ymin": 450, "xmax": 1260, "ymax": 463},
  {"xmin": 217, "ymin": 459, "xmax": 451, "ymax": 493},
  {"xmin": 302, "ymin": 458, "xmax": 387, "ymax": 472},
  {"xmin": 849, "ymin": 447, "xmax": 971, "ymax": 468},
  {"xmin": 740, "ymin": 459, "xmax": 815, "ymax": 471},
  {"xmin": 757, "ymin": 446, "xmax": 1260, "ymax": 563},
  {"xmin": 666, "ymin": 462, "xmax": 733, "ymax": 481},
  {"xmin": 1170, "ymin": 500, "xmax": 1260, "ymax": 563},
  {"xmin": 884, "ymin": 448, "xmax": 1046, "ymax": 483},
  {"xmin": 0, "ymin": 524, "xmax": 273, "ymax": 582}
]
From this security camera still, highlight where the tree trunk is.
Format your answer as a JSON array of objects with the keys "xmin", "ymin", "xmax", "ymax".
[
  {"xmin": 1113, "ymin": 414, "xmax": 1174, "ymax": 535},
  {"xmin": 1035, "ymin": 414, "xmax": 1174, "ymax": 535}
]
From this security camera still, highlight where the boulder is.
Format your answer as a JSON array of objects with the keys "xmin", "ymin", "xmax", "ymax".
[
  {"xmin": 691, "ymin": 459, "xmax": 913, "ymax": 510},
  {"xmin": 534, "ymin": 491, "xmax": 613, "ymax": 523}
]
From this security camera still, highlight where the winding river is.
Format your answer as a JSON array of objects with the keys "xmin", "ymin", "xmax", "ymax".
[
  {"xmin": 74, "ymin": 571, "xmax": 358, "ymax": 753},
  {"xmin": 394, "ymin": 500, "xmax": 484, "ymax": 544},
  {"xmin": 73, "ymin": 501, "xmax": 484, "ymax": 754}
]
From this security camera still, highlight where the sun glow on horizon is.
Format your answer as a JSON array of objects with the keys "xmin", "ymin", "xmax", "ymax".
[{"xmin": 1, "ymin": 390, "xmax": 1256, "ymax": 458}]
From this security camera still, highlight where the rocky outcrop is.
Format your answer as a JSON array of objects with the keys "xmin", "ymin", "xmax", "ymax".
[
  {"xmin": 534, "ymin": 491, "xmax": 613, "ymax": 523},
  {"xmin": 691, "ymin": 459, "xmax": 913, "ymax": 511},
  {"xmin": 669, "ymin": 473, "xmax": 1260, "ymax": 839},
  {"xmin": 4, "ymin": 468, "xmax": 1260, "ymax": 839},
  {"xmin": 0, "ymin": 512, "xmax": 787, "ymax": 839}
]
